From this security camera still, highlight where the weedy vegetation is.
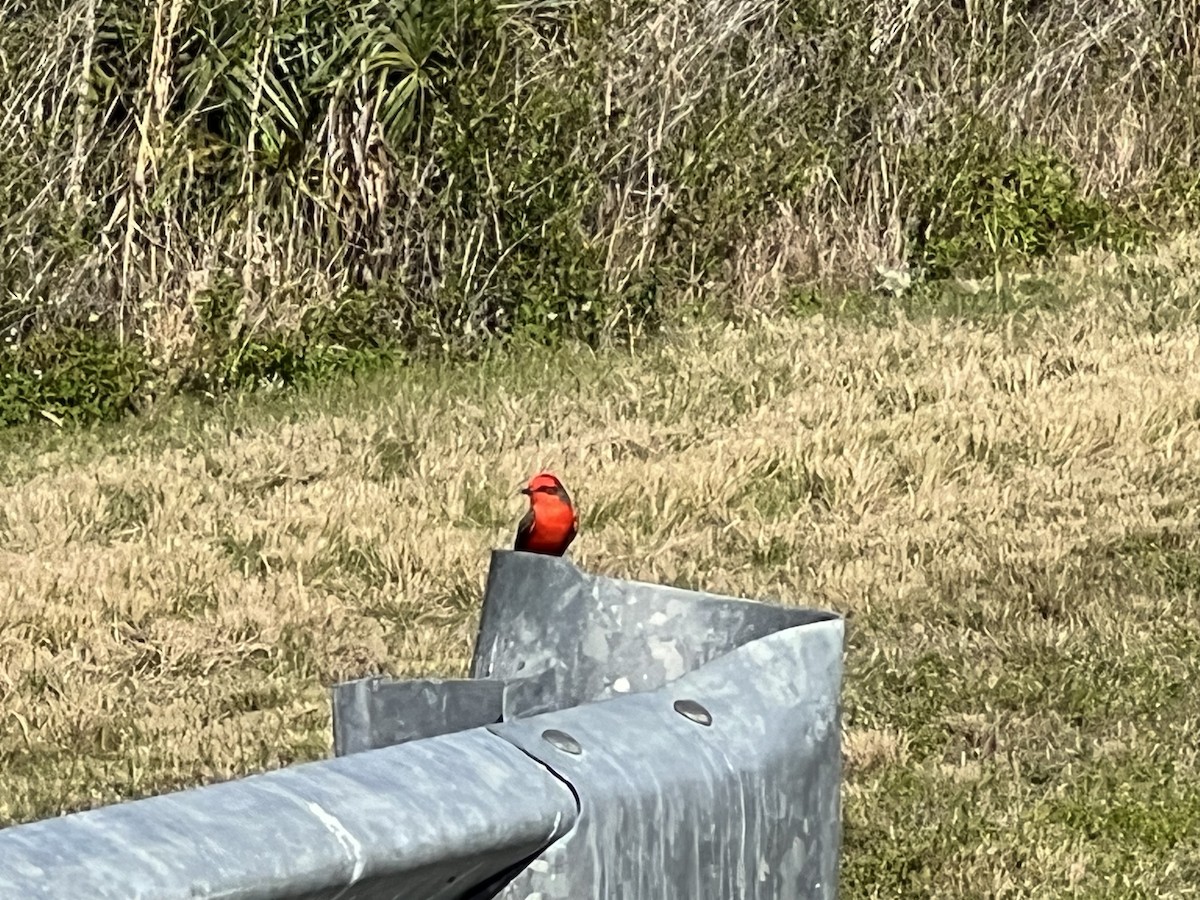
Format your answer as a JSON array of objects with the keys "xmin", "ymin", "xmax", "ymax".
[
  {"xmin": 3, "ymin": 0, "xmax": 1200, "ymax": 895},
  {"xmin": 2, "ymin": 0, "xmax": 1198, "ymax": 422}
]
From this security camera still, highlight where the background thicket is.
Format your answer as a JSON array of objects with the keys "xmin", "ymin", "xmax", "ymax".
[{"xmin": 2, "ymin": 0, "xmax": 1198, "ymax": 424}]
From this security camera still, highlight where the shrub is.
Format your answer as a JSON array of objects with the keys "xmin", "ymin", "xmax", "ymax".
[
  {"xmin": 0, "ymin": 0, "xmax": 1197, "ymax": 425},
  {"xmin": 908, "ymin": 132, "xmax": 1149, "ymax": 279},
  {"xmin": 0, "ymin": 330, "xmax": 151, "ymax": 427}
]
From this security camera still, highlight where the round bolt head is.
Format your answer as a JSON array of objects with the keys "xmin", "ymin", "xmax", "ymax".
[
  {"xmin": 673, "ymin": 698, "xmax": 713, "ymax": 726},
  {"xmin": 542, "ymin": 728, "xmax": 583, "ymax": 755}
]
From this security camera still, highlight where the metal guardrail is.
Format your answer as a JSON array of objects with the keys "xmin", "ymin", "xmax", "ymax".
[{"xmin": 0, "ymin": 550, "xmax": 845, "ymax": 899}]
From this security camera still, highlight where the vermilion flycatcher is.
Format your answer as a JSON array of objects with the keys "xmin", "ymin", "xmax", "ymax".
[{"xmin": 514, "ymin": 471, "xmax": 578, "ymax": 556}]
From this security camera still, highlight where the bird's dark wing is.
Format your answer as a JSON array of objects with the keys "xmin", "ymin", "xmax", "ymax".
[{"xmin": 513, "ymin": 506, "xmax": 536, "ymax": 551}]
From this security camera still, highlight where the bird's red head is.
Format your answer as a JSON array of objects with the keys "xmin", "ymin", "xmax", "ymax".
[{"xmin": 521, "ymin": 471, "xmax": 566, "ymax": 498}]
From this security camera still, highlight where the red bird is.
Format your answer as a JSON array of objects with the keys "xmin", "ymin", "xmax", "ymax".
[{"xmin": 514, "ymin": 471, "xmax": 578, "ymax": 556}]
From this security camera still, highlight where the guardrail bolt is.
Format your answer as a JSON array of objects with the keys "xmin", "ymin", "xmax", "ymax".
[
  {"xmin": 542, "ymin": 728, "xmax": 583, "ymax": 755},
  {"xmin": 673, "ymin": 699, "xmax": 713, "ymax": 726}
]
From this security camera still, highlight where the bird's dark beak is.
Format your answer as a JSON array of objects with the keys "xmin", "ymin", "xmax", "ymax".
[{"xmin": 517, "ymin": 486, "xmax": 531, "ymax": 496}]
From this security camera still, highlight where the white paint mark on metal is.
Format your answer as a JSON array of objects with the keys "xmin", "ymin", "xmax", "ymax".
[{"xmin": 306, "ymin": 801, "xmax": 365, "ymax": 886}]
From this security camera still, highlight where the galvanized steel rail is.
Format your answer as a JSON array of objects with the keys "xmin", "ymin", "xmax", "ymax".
[{"xmin": 0, "ymin": 550, "xmax": 844, "ymax": 899}]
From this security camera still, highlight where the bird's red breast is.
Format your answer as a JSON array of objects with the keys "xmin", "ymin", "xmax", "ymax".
[{"xmin": 514, "ymin": 471, "xmax": 578, "ymax": 556}]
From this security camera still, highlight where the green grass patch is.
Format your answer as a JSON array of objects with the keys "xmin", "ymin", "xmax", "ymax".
[{"xmin": 843, "ymin": 521, "xmax": 1200, "ymax": 892}]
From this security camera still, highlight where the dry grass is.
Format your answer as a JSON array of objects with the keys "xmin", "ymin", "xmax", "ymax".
[{"xmin": 4, "ymin": 246, "xmax": 1200, "ymax": 896}]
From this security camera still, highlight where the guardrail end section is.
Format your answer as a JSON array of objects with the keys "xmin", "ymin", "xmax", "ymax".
[{"xmin": 485, "ymin": 617, "xmax": 844, "ymax": 899}]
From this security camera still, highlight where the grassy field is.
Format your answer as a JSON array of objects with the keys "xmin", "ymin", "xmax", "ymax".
[{"xmin": 3, "ymin": 244, "xmax": 1200, "ymax": 896}]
